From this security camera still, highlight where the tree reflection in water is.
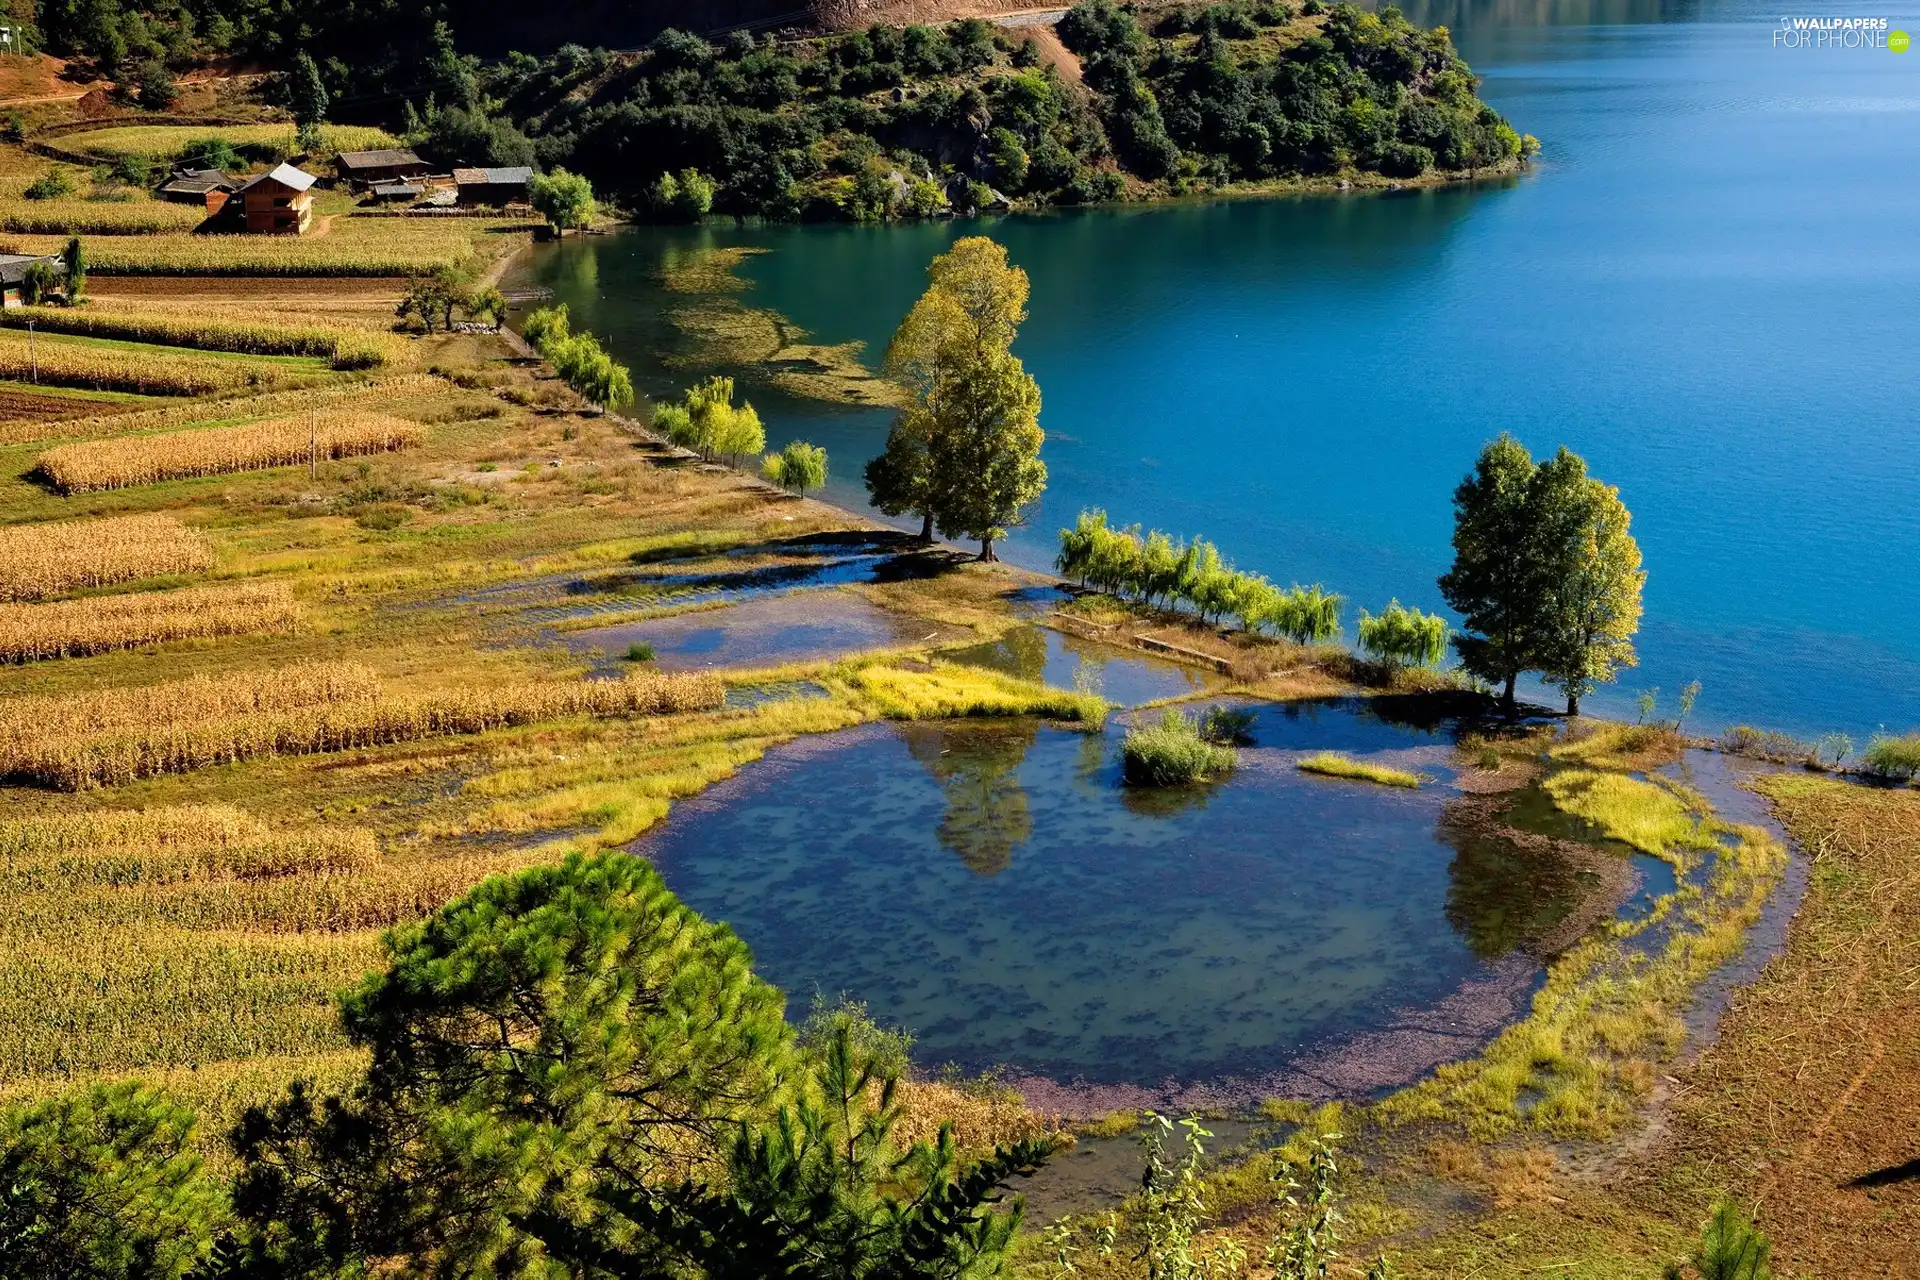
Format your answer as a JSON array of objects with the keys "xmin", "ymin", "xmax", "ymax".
[
  {"xmin": 899, "ymin": 720, "xmax": 1040, "ymax": 877},
  {"xmin": 1441, "ymin": 831, "xmax": 1585, "ymax": 960}
]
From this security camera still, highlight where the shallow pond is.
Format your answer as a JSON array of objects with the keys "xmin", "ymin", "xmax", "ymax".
[
  {"xmin": 945, "ymin": 625, "xmax": 1218, "ymax": 708},
  {"xmin": 568, "ymin": 591, "xmax": 944, "ymax": 672},
  {"xmin": 635, "ymin": 696, "xmax": 1651, "ymax": 1109}
]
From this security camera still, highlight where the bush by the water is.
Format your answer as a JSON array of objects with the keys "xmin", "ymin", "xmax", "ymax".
[
  {"xmin": 1863, "ymin": 732, "xmax": 1920, "ymax": 781},
  {"xmin": 1122, "ymin": 708, "xmax": 1238, "ymax": 785},
  {"xmin": 1357, "ymin": 599, "xmax": 1449, "ymax": 670},
  {"xmin": 1057, "ymin": 508, "xmax": 1342, "ymax": 641}
]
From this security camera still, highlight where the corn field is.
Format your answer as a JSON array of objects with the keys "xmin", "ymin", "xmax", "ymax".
[
  {"xmin": 38, "ymin": 412, "xmax": 426, "ymax": 492},
  {"xmin": 6, "ymin": 305, "xmax": 407, "ymax": 370},
  {"xmin": 0, "ymin": 327, "xmax": 325, "ymax": 395},
  {"xmin": 0, "ymin": 579, "xmax": 300, "ymax": 662},
  {"xmin": 0, "ymin": 217, "xmax": 531, "ymax": 277},
  {"xmin": 0, "ymin": 661, "xmax": 727, "ymax": 788},
  {"xmin": 0, "ymin": 199, "xmax": 206, "ymax": 235},
  {"xmin": 59, "ymin": 123, "xmax": 399, "ymax": 159},
  {"xmin": 0, "ymin": 804, "xmax": 376, "ymax": 888},
  {"xmin": 0, "ymin": 512, "xmax": 214, "ymax": 602},
  {"xmin": 0, "ymin": 373, "xmax": 450, "ymax": 447}
]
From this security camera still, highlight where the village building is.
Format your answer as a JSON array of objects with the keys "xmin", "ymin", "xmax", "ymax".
[
  {"xmin": 0, "ymin": 253, "xmax": 67, "ymax": 308},
  {"xmin": 454, "ymin": 166, "xmax": 533, "ymax": 207},
  {"xmin": 233, "ymin": 162, "xmax": 316, "ymax": 234},
  {"xmin": 155, "ymin": 167, "xmax": 236, "ymax": 216},
  {"xmin": 337, "ymin": 148, "xmax": 432, "ymax": 187}
]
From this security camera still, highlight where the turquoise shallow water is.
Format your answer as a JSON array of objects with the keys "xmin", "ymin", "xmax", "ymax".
[{"xmin": 517, "ymin": 0, "xmax": 1920, "ymax": 739}]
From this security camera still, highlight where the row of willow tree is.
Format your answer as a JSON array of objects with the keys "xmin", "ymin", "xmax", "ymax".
[
  {"xmin": 1055, "ymin": 510, "xmax": 1344, "ymax": 643},
  {"xmin": 521, "ymin": 303, "xmax": 635, "ymax": 411},
  {"xmin": 1053, "ymin": 432, "xmax": 1643, "ymax": 712},
  {"xmin": 0, "ymin": 852, "xmax": 1052, "ymax": 1278}
]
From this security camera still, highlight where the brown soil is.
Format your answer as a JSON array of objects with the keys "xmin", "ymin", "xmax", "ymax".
[{"xmin": 0, "ymin": 388, "xmax": 136, "ymax": 423}]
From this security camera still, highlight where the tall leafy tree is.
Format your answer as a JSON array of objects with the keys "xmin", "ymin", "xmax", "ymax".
[
  {"xmin": 530, "ymin": 167, "xmax": 597, "ymax": 234},
  {"xmin": 0, "ymin": 1081, "xmax": 227, "ymax": 1280},
  {"xmin": 872, "ymin": 237, "xmax": 1046, "ymax": 561},
  {"xmin": 289, "ymin": 52, "xmax": 329, "ymax": 128},
  {"xmin": 1536, "ymin": 458, "xmax": 1644, "ymax": 715},
  {"xmin": 1438, "ymin": 433, "xmax": 1545, "ymax": 713},
  {"xmin": 229, "ymin": 850, "xmax": 794, "ymax": 1276}
]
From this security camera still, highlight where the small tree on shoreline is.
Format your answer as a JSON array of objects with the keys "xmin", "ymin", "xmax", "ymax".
[{"xmin": 763, "ymin": 439, "xmax": 827, "ymax": 496}]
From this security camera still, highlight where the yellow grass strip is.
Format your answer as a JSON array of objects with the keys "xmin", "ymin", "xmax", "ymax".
[
  {"xmin": 7, "ymin": 304, "xmax": 407, "ymax": 369},
  {"xmin": 0, "ymin": 579, "xmax": 300, "ymax": 662},
  {"xmin": 0, "ymin": 327, "xmax": 323, "ymax": 395},
  {"xmin": 0, "ymin": 511, "xmax": 214, "ymax": 602},
  {"xmin": 0, "ymin": 803, "xmax": 377, "ymax": 887},
  {"xmin": 0, "ymin": 373, "xmax": 449, "ymax": 447},
  {"xmin": 38, "ymin": 412, "xmax": 426, "ymax": 492},
  {"xmin": 0, "ymin": 661, "xmax": 726, "ymax": 789},
  {"xmin": 1297, "ymin": 751, "xmax": 1422, "ymax": 788}
]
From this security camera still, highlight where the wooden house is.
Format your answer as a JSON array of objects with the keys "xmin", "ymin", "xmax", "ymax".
[
  {"xmin": 156, "ymin": 167, "xmax": 236, "ymax": 216},
  {"xmin": 0, "ymin": 253, "xmax": 67, "ymax": 308},
  {"xmin": 337, "ymin": 148, "xmax": 432, "ymax": 187},
  {"xmin": 454, "ymin": 166, "xmax": 532, "ymax": 207},
  {"xmin": 234, "ymin": 163, "xmax": 316, "ymax": 235}
]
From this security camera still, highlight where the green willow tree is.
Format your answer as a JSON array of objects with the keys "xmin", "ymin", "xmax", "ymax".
[
  {"xmin": 867, "ymin": 237, "xmax": 1046, "ymax": 560},
  {"xmin": 763, "ymin": 439, "xmax": 828, "ymax": 496},
  {"xmin": 530, "ymin": 167, "xmax": 597, "ymax": 235}
]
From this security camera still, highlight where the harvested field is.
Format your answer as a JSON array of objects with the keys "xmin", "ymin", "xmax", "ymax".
[
  {"xmin": 0, "ymin": 579, "xmax": 301, "ymax": 662},
  {"xmin": 0, "ymin": 511, "xmax": 214, "ymax": 602},
  {"xmin": 0, "ymin": 385, "xmax": 144, "ymax": 427},
  {"xmin": 0, "ymin": 660, "xmax": 728, "ymax": 788},
  {"xmin": 38, "ymin": 411, "xmax": 426, "ymax": 492}
]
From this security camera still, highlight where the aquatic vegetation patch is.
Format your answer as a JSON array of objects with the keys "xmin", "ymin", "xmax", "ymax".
[
  {"xmin": 1540, "ymin": 769, "xmax": 1718, "ymax": 862},
  {"xmin": 1550, "ymin": 722, "xmax": 1686, "ymax": 772},
  {"xmin": 1296, "ymin": 752, "xmax": 1421, "ymax": 789},
  {"xmin": 837, "ymin": 660, "xmax": 1108, "ymax": 725},
  {"xmin": 1121, "ymin": 708, "xmax": 1238, "ymax": 785}
]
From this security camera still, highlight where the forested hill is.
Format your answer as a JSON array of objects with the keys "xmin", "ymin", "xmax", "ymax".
[
  {"xmin": 493, "ymin": 1, "xmax": 1531, "ymax": 220},
  {"xmin": 30, "ymin": 0, "xmax": 1529, "ymax": 220}
]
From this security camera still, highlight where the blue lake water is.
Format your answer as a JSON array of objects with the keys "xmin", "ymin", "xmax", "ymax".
[
  {"xmin": 634, "ymin": 695, "xmax": 1636, "ymax": 1090},
  {"xmin": 515, "ymin": 0, "xmax": 1920, "ymax": 740}
]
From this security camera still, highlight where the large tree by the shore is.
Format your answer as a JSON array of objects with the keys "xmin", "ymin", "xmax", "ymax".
[
  {"xmin": 866, "ymin": 237, "xmax": 1046, "ymax": 560},
  {"xmin": 1439, "ymin": 435, "xmax": 1644, "ymax": 716}
]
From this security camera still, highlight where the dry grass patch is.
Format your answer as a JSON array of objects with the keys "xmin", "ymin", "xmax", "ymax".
[
  {"xmin": 0, "ymin": 660, "xmax": 726, "ymax": 788},
  {"xmin": 0, "ymin": 578, "xmax": 299, "ymax": 661},
  {"xmin": 0, "ymin": 511, "xmax": 213, "ymax": 601},
  {"xmin": 1, "ymin": 216, "xmax": 529, "ymax": 276},
  {"xmin": 0, "ymin": 803, "xmax": 376, "ymax": 888},
  {"xmin": 58, "ymin": 123, "xmax": 397, "ymax": 159},
  {"xmin": 38, "ymin": 412, "xmax": 425, "ymax": 492}
]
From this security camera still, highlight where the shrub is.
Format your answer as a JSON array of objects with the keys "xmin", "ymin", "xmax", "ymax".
[
  {"xmin": 1862, "ymin": 732, "xmax": 1920, "ymax": 782},
  {"xmin": 24, "ymin": 167, "xmax": 77, "ymax": 200},
  {"xmin": 1717, "ymin": 725, "xmax": 1812, "ymax": 765},
  {"xmin": 1121, "ymin": 708, "xmax": 1237, "ymax": 785},
  {"xmin": 624, "ymin": 642, "xmax": 656, "ymax": 662},
  {"xmin": 135, "ymin": 58, "xmax": 178, "ymax": 109}
]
